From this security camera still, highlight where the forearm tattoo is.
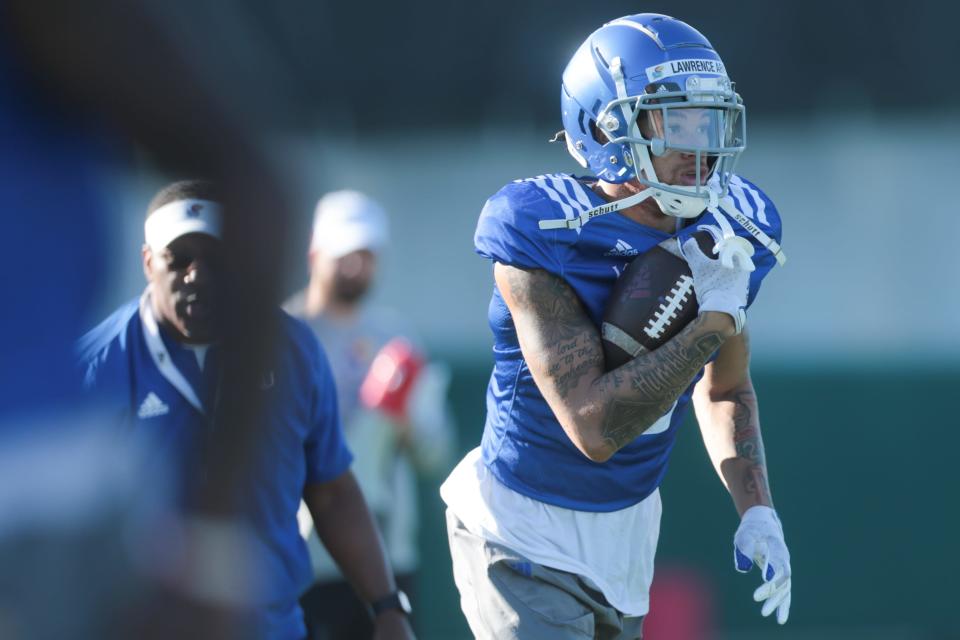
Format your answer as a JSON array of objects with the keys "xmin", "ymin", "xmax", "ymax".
[
  {"xmin": 597, "ymin": 315, "xmax": 724, "ymax": 450},
  {"xmin": 730, "ymin": 390, "xmax": 773, "ymax": 505},
  {"xmin": 502, "ymin": 266, "xmax": 726, "ymax": 455}
]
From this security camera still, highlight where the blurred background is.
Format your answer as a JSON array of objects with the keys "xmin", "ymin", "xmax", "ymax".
[{"xmin": 3, "ymin": 0, "xmax": 958, "ymax": 638}]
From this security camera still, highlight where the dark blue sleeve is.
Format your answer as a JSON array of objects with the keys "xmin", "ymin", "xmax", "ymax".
[
  {"xmin": 474, "ymin": 182, "xmax": 575, "ymax": 273},
  {"xmin": 302, "ymin": 330, "xmax": 353, "ymax": 484}
]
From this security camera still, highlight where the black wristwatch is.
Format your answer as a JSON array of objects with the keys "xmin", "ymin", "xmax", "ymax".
[{"xmin": 369, "ymin": 589, "xmax": 412, "ymax": 617}]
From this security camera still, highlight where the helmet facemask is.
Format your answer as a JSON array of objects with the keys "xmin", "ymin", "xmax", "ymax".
[{"xmin": 598, "ymin": 58, "xmax": 746, "ymax": 218}]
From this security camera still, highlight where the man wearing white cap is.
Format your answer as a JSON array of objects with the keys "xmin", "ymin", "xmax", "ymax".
[
  {"xmin": 78, "ymin": 181, "xmax": 415, "ymax": 640},
  {"xmin": 288, "ymin": 191, "xmax": 454, "ymax": 640}
]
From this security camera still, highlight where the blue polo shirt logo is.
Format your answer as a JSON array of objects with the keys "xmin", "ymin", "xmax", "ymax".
[{"xmin": 137, "ymin": 391, "xmax": 170, "ymax": 418}]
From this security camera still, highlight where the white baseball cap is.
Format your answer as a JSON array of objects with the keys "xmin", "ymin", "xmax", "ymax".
[{"xmin": 310, "ymin": 190, "xmax": 389, "ymax": 259}]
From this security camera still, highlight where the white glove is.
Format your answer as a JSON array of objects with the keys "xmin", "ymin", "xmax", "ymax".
[
  {"xmin": 680, "ymin": 232, "xmax": 751, "ymax": 334},
  {"xmin": 734, "ymin": 505, "xmax": 792, "ymax": 624},
  {"xmin": 697, "ymin": 211, "xmax": 756, "ymax": 272}
]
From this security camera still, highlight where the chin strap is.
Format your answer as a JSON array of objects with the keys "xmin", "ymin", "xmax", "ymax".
[
  {"xmin": 539, "ymin": 191, "xmax": 787, "ymax": 266},
  {"xmin": 536, "ymin": 177, "xmax": 719, "ymax": 230},
  {"xmin": 710, "ymin": 196, "xmax": 787, "ymax": 266},
  {"xmin": 538, "ymin": 188, "xmax": 655, "ymax": 230}
]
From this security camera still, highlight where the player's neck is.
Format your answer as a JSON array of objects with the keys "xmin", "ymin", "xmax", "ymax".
[{"xmin": 592, "ymin": 180, "xmax": 675, "ymax": 234}]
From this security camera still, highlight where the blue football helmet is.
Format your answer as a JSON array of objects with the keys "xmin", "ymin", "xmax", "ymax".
[{"xmin": 560, "ymin": 14, "xmax": 746, "ymax": 218}]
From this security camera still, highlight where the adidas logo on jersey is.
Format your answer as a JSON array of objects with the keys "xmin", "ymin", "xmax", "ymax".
[
  {"xmin": 605, "ymin": 239, "xmax": 639, "ymax": 257},
  {"xmin": 137, "ymin": 392, "xmax": 170, "ymax": 419}
]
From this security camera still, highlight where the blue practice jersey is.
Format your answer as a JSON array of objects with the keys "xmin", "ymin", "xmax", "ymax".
[
  {"xmin": 475, "ymin": 173, "xmax": 782, "ymax": 512},
  {"xmin": 77, "ymin": 296, "xmax": 353, "ymax": 639}
]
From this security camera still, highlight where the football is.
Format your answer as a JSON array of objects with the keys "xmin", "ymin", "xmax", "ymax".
[{"xmin": 601, "ymin": 231, "xmax": 713, "ymax": 370}]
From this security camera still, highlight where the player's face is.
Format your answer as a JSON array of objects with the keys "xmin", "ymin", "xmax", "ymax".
[
  {"xmin": 314, "ymin": 249, "xmax": 377, "ymax": 305},
  {"xmin": 641, "ymin": 108, "xmax": 715, "ymax": 187},
  {"xmin": 143, "ymin": 233, "xmax": 222, "ymax": 343}
]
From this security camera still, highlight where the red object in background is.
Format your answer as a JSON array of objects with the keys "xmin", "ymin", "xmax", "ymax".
[
  {"xmin": 359, "ymin": 338, "xmax": 425, "ymax": 421},
  {"xmin": 643, "ymin": 566, "xmax": 716, "ymax": 640}
]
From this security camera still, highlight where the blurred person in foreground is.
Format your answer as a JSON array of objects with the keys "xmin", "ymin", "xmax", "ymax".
[
  {"xmin": 1, "ymin": 2, "xmax": 305, "ymax": 638},
  {"xmin": 287, "ymin": 191, "xmax": 455, "ymax": 640},
  {"xmin": 440, "ymin": 13, "xmax": 791, "ymax": 639},
  {"xmin": 77, "ymin": 180, "xmax": 416, "ymax": 640}
]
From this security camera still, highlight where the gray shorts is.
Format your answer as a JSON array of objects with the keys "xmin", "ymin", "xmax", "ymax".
[{"xmin": 446, "ymin": 509, "xmax": 644, "ymax": 640}]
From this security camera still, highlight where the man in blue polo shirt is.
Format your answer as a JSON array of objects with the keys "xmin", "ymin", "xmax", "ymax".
[{"xmin": 78, "ymin": 180, "xmax": 415, "ymax": 640}]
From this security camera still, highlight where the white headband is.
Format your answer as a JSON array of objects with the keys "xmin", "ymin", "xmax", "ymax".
[{"xmin": 145, "ymin": 199, "xmax": 222, "ymax": 251}]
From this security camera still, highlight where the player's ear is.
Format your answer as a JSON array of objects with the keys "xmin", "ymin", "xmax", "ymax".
[{"xmin": 142, "ymin": 244, "xmax": 154, "ymax": 281}]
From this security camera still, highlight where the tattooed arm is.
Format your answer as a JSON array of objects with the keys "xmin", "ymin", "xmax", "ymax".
[
  {"xmin": 494, "ymin": 262, "xmax": 735, "ymax": 463},
  {"xmin": 692, "ymin": 329, "xmax": 774, "ymax": 515}
]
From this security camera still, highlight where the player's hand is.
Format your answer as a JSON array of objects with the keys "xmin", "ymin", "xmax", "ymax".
[
  {"xmin": 681, "ymin": 234, "xmax": 751, "ymax": 334},
  {"xmin": 372, "ymin": 609, "xmax": 416, "ymax": 640},
  {"xmin": 697, "ymin": 211, "xmax": 756, "ymax": 272},
  {"xmin": 733, "ymin": 505, "xmax": 792, "ymax": 624}
]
